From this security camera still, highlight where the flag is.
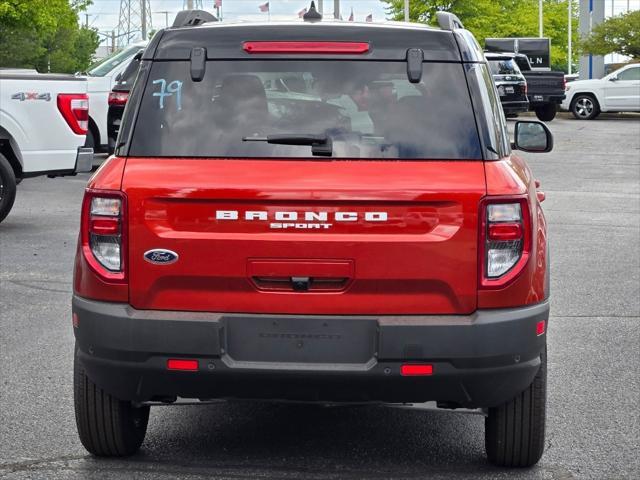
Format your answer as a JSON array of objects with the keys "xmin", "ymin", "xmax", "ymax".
[
  {"xmin": 365, "ymin": 13, "xmax": 372, "ymax": 22},
  {"xmin": 259, "ymin": 2, "xmax": 269, "ymax": 12},
  {"xmin": 348, "ymin": 8, "xmax": 354, "ymax": 21},
  {"xmin": 298, "ymin": 7, "xmax": 307, "ymax": 18},
  {"xmin": 215, "ymin": 0, "xmax": 222, "ymax": 8}
]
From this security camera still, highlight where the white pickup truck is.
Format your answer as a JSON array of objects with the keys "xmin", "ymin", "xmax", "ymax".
[
  {"xmin": 84, "ymin": 42, "xmax": 147, "ymax": 152},
  {"xmin": 0, "ymin": 70, "xmax": 93, "ymax": 223}
]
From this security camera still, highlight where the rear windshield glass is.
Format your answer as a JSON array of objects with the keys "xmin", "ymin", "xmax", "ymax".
[
  {"xmin": 129, "ymin": 61, "xmax": 482, "ymax": 159},
  {"xmin": 488, "ymin": 59, "xmax": 520, "ymax": 76}
]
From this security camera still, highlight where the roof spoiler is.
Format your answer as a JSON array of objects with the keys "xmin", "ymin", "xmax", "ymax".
[
  {"xmin": 436, "ymin": 12, "xmax": 464, "ymax": 31},
  {"xmin": 172, "ymin": 10, "xmax": 218, "ymax": 28}
]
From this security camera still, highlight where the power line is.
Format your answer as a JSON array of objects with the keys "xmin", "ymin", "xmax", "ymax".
[{"xmin": 116, "ymin": 0, "xmax": 153, "ymax": 47}]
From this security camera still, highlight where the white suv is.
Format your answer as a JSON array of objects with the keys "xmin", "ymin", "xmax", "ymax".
[{"xmin": 562, "ymin": 64, "xmax": 640, "ymax": 120}]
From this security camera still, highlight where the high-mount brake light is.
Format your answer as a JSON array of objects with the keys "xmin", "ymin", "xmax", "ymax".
[
  {"xmin": 57, "ymin": 94, "xmax": 89, "ymax": 135},
  {"xmin": 480, "ymin": 198, "xmax": 531, "ymax": 288},
  {"xmin": 81, "ymin": 190, "xmax": 127, "ymax": 282},
  {"xmin": 243, "ymin": 41, "xmax": 370, "ymax": 54},
  {"xmin": 108, "ymin": 91, "xmax": 129, "ymax": 106}
]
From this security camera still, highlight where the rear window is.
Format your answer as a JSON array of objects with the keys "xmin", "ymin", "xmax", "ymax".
[
  {"xmin": 129, "ymin": 61, "xmax": 482, "ymax": 159},
  {"xmin": 488, "ymin": 59, "xmax": 520, "ymax": 76}
]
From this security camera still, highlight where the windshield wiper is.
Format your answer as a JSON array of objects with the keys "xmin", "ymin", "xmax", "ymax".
[{"xmin": 243, "ymin": 134, "xmax": 332, "ymax": 157}]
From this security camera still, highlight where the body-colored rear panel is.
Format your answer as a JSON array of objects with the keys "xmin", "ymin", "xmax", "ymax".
[{"xmin": 123, "ymin": 159, "xmax": 486, "ymax": 315}]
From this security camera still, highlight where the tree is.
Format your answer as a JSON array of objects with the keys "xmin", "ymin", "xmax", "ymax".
[
  {"xmin": 382, "ymin": 0, "xmax": 579, "ymax": 72},
  {"xmin": 581, "ymin": 10, "xmax": 640, "ymax": 59},
  {"xmin": 0, "ymin": 0, "xmax": 99, "ymax": 73}
]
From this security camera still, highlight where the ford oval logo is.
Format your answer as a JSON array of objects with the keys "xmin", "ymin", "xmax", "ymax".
[{"xmin": 144, "ymin": 249, "xmax": 179, "ymax": 265}]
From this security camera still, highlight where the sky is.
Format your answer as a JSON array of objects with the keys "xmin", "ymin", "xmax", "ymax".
[
  {"xmin": 85, "ymin": 0, "xmax": 640, "ymax": 48},
  {"xmin": 85, "ymin": 0, "xmax": 390, "ymax": 45}
]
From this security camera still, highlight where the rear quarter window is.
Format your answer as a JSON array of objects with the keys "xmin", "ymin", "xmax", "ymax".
[{"xmin": 128, "ymin": 60, "xmax": 482, "ymax": 160}]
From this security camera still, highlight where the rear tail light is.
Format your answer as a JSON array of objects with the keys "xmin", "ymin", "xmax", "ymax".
[
  {"xmin": 108, "ymin": 91, "xmax": 129, "ymax": 106},
  {"xmin": 57, "ymin": 94, "xmax": 89, "ymax": 135},
  {"xmin": 81, "ymin": 190, "xmax": 127, "ymax": 282},
  {"xmin": 524, "ymin": 82, "xmax": 528, "ymax": 95},
  {"xmin": 480, "ymin": 198, "xmax": 531, "ymax": 288}
]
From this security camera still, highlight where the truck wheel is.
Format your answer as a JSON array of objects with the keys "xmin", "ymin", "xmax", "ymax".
[
  {"xmin": 74, "ymin": 345, "xmax": 149, "ymax": 456},
  {"xmin": 535, "ymin": 104, "xmax": 557, "ymax": 122},
  {"xmin": 485, "ymin": 347, "xmax": 546, "ymax": 467},
  {"xmin": 571, "ymin": 94, "xmax": 600, "ymax": 120},
  {"xmin": 0, "ymin": 153, "xmax": 17, "ymax": 223}
]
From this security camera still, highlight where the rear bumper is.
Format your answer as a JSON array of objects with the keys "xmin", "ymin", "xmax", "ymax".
[
  {"xmin": 528, "ymin": 94, "xmax": 565, "ymax": 107},
  {"xmin": 72, "ymin": 296, "xmax": 549, "ymax": 408},
  {"xmin": 500, "ymin": 99, "xmax": 529, "ymax": 114}
]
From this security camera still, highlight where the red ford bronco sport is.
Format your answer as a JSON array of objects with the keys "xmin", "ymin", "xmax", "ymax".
[{"xmin": 72, "ymin": 7, "xmax": 553, "ymax": 467}]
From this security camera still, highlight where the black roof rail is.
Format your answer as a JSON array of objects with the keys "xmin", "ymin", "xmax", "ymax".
[
  {"xmin": 436, "ymin": 12, "xmax": 464, "ymax": 31},
  {"xmin": 172, "ymin": 10, "xmax": 218, "ymax": 28}
]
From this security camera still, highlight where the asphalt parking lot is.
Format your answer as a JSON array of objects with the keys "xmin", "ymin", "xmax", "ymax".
[{"xmin": 0, "ymin": 114, "xmax": 639, "ymax": 480}]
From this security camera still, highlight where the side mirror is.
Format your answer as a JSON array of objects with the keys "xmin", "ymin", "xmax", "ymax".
[
  {"xmin": 114, "ymin": 72, "xmax": 123, "ymax": 82},
  {"xmin": 609, "ymin": 76, "xmax": 618, "ymax": 82},
  {"xmin": 512, "ymin": 121, "xmax": 553, "ymax": 153}
]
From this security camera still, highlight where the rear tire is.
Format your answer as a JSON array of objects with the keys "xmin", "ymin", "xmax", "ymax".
[
  {"xmin": 74, "ymin": 345, "xmax": 149, "ymax": 456},
  {"xmin": 571, "ymin": 94, "xmax": 600, "ymax": 120},
  {"xmin": 0, "ymin": 153, "xmax": 17, "ymax": 223},
  {"xmin": 535, "ymin": 104, "xmax": 557, "ymax": 122},
  {"xmin": 485, "ymin": 347, "xmax": 547, "ymax": 467}
]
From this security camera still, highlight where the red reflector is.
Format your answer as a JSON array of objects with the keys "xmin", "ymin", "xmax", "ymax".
[
  {"xmin": 243, "ymin": 41, "xmax": 370, "ymax": 54},
  {"xmin": 536, "ymin": 320, "xmax": 546, "ymax": 336},
  {"xmin": 167, "ymin": 359, "xmax": 199, "ymax": 371},
  {"xmin": 488, "ymin": 222, "xmax": 522, "ymax": 241},
  {"xmin": 400, "ymin": 364, "xmax": 434, "ymax": 376},
  {"xmin": 72, "ymin": 313, "xmax": 79, "ymax": 328},
  {"xmin": 90, "ymin": 217, "xmax": 120, "ymax": 235}
]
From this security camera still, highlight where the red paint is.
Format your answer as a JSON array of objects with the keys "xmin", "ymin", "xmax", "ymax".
[
  {"xmin": 243, "ymin": 41, "xmax": 370, "ymax": 54},
  {"xmin": 401, "ymin": 364, "xmax": 434, "ymax": 376},
  {"xmin": 74, "ymin": 154, "xmax": 548, "ymax": 312},
  {"xmin": 122, "ymin": 159, "xmax": 485, "ymax": 315}
]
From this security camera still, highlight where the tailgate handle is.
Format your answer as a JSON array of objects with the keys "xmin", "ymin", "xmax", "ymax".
[{"xmin": 248, "ymin": 259, "xmax": 353, "ymax": 292}]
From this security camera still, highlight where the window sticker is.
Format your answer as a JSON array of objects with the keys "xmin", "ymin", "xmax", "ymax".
[{"xmin": 152, "ymin": 79, "xmax": 183, "ymax": 111}]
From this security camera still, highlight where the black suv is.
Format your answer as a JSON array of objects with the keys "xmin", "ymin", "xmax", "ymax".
[{"xmin": 485, "ymin": 52, "xmax": 529, "ymax": 117}]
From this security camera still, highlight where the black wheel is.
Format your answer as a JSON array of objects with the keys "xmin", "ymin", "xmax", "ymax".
[
  {"xmin": 535, "ymin": 104, "xmax": 557, "ymax": 122},
  {"xmin": 84, "ymin": 128, "xmax": 96, "ymax": 149},
  {"xmin": 485, "ymin": 347, "xmax": 547, "ymax": 467},
  {"xmin": 571, "ymin": 94, "xmax": 600, "ymax": 120},
  {"xmin": 74, "ymin": 344, "xmax": 149, "ymax": 456},
  {"xmin": 0, "ymin": 153, "xmax": 17, "ymax": 223}
]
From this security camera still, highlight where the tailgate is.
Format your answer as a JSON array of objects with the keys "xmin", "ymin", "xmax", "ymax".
[{"xmin": 124, "ymin": 159, "xmax": 486, "ymax": 315}]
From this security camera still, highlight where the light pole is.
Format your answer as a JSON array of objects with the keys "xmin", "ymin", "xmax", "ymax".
[
  {"xmin": 404, "ymin": 0, "xmax": 409, "ymax": 22},
  {"xmin": 568, "ymin": 0, "xmax": 572, "ymax": 75},
  {"xmin": 539, "ymin": 0, "xmax": 543, "ymax": 37},
  {"xmin": 156, "ymin": 10, "xmax": 170, "ymax": 28}
]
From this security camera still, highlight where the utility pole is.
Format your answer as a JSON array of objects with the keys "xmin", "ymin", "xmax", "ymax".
[
  {"xmin": 404, "ymin": 0, "xmax": 409, "ymax": 22},
  {"xmin": 334, "ymin": 0, "xmax": 340, "ymax": 19},
  {"xmin": 187, "ymin": 0, "xmax": 194, "ymax": 9},
  {"xmin": 318, "ymin": 0, "xmax": 323, "ymax": 14},
  {"xmin": 568, "ymin": 0, "xmax": 572, "ymax": 75},
  {"xmin": 116, "ymin": 0, "xmax": 152, "ymax": 47},
  {"xmin": 539, "ymin": 0, "xmax": 543, "ymax": 37},
  {"xmin": 84, "ymin": 14, "xmax": 89, "ymax": 28},
  {"xmin": 157, "ymin": 11, "xmax": 170, "ymax": 28},
  {"xmin": 112, "ymin": 30, "xmax": 116, "ymax": 53},
  {"xmin": 141, "ymin": 0, "xmax": 147, "ymax": 40}
]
